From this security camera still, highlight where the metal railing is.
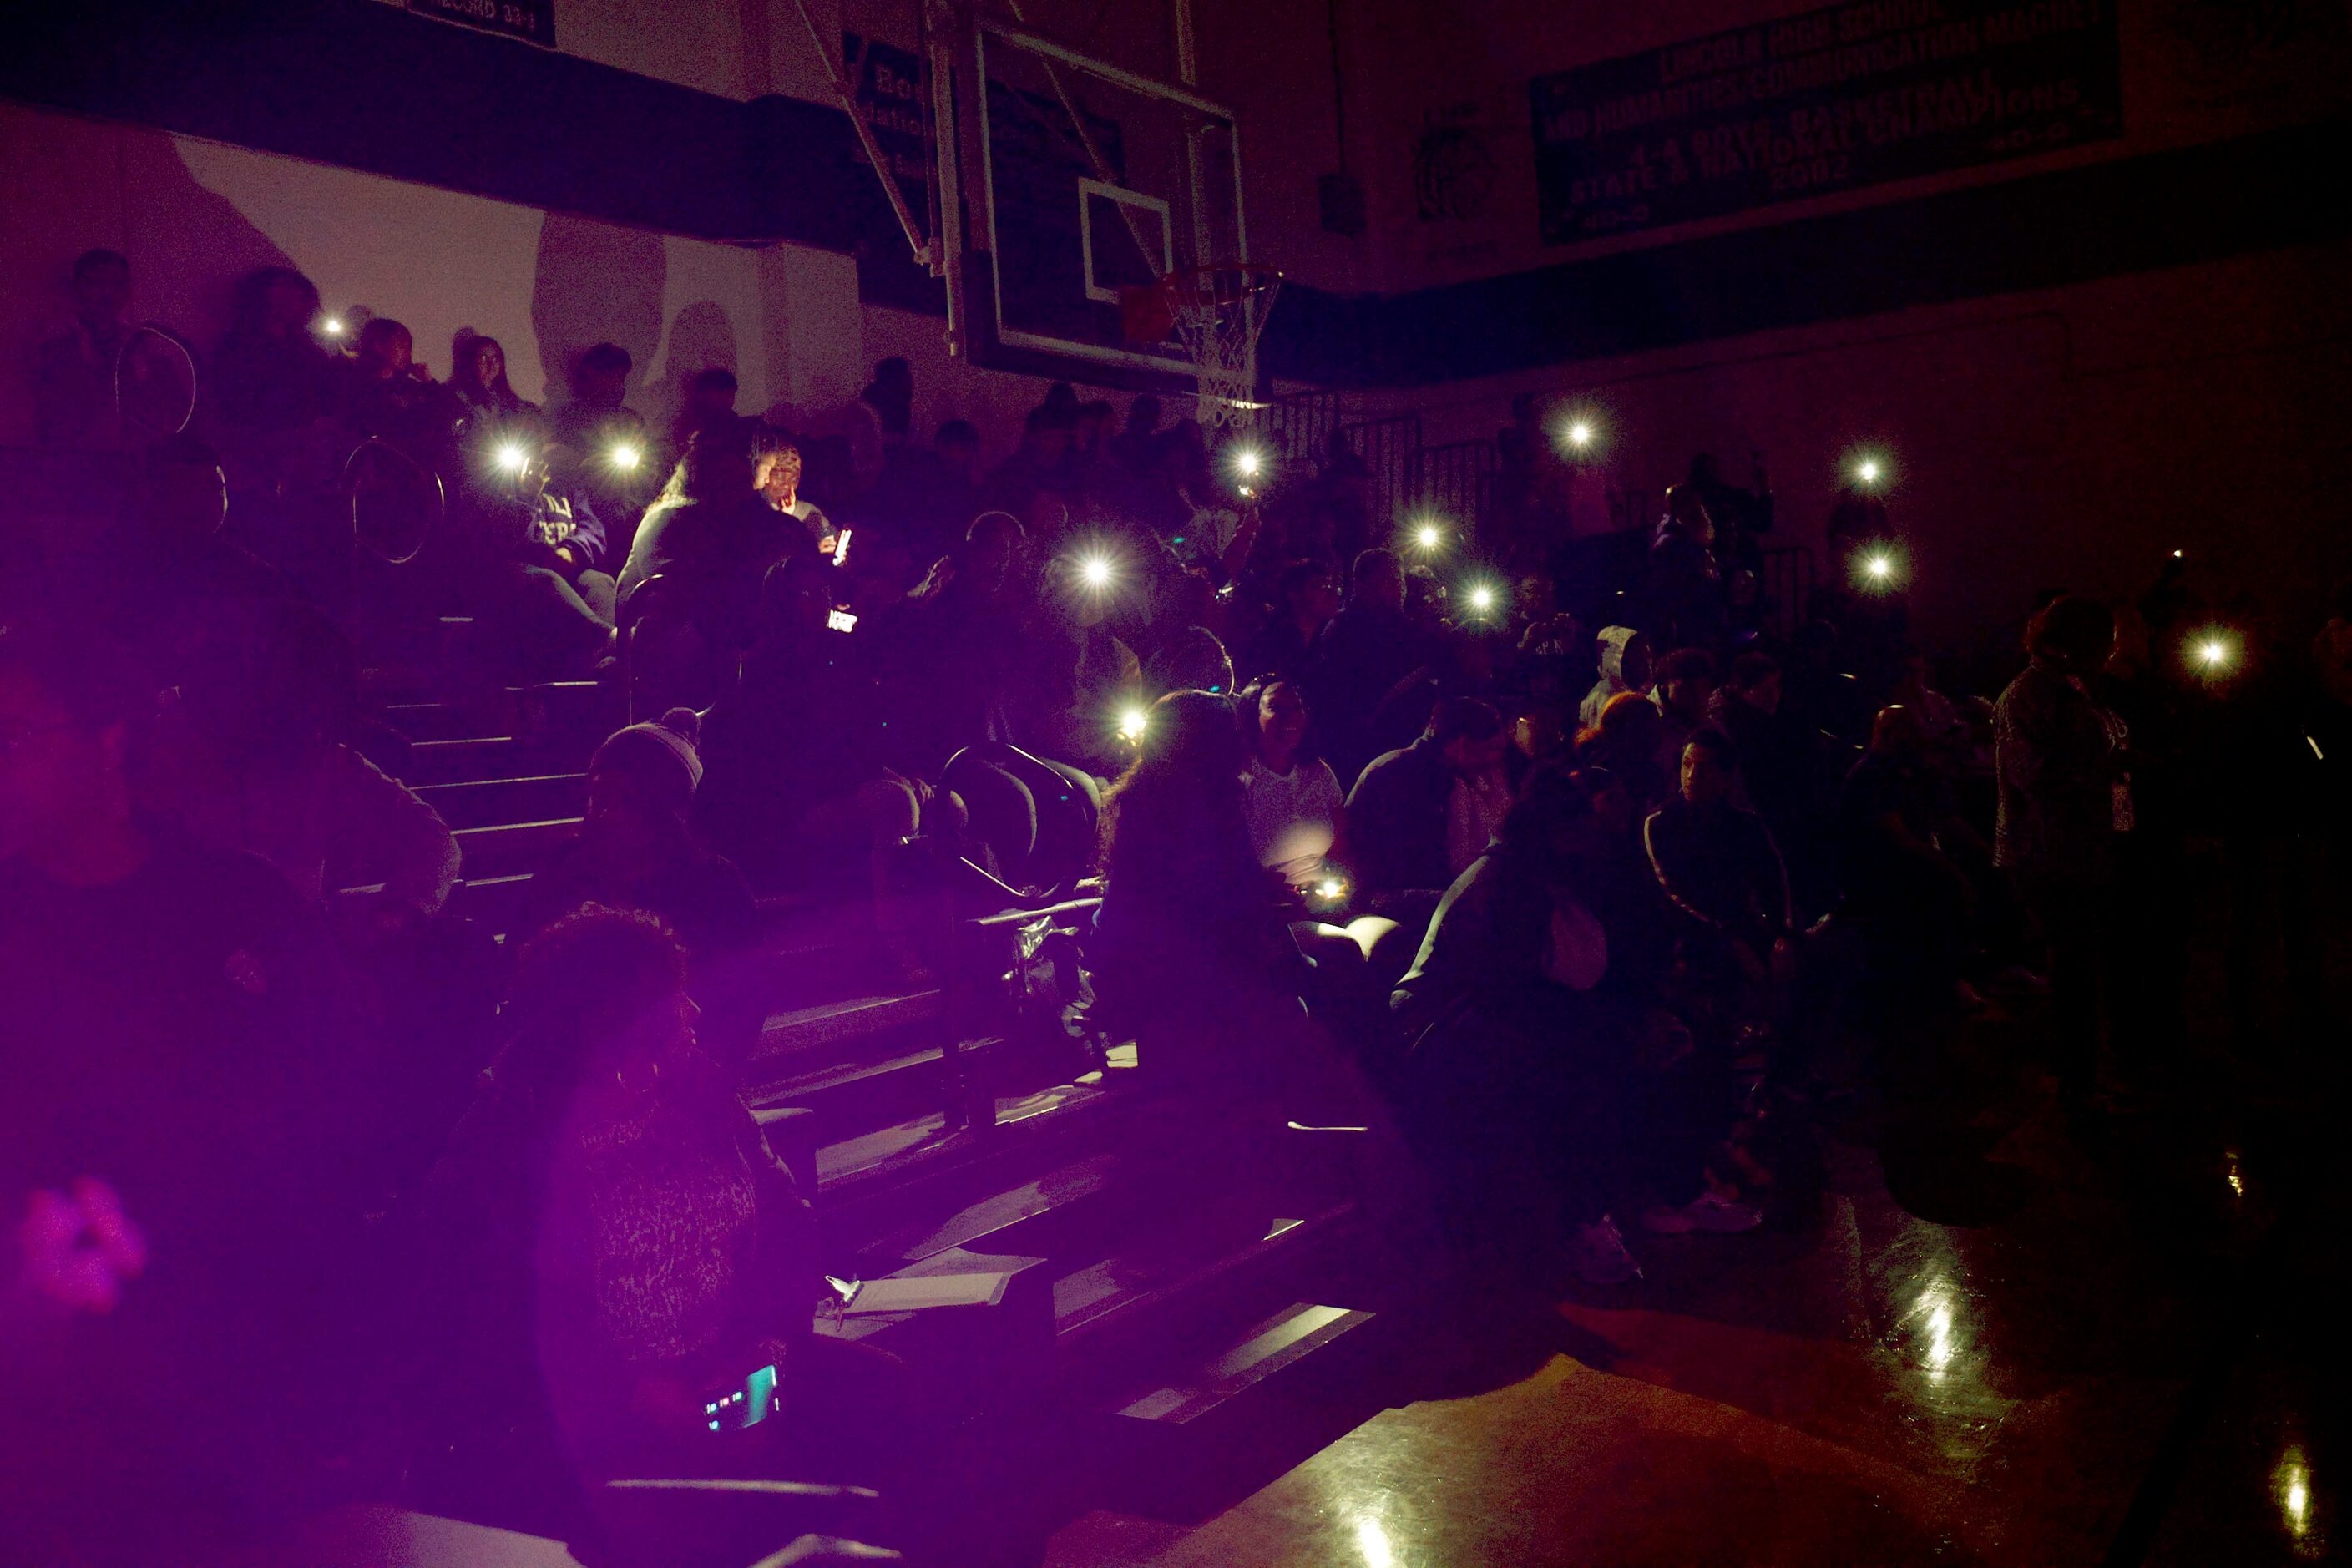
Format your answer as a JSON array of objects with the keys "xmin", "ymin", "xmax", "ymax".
[
  {"xmin": 1761, "ymin": 544, "xmax": 1815, "ymax": 642},
  {"xmin": 1338, "ymin": 413, "xmax": 1420, "ymax": 532},
  {"xmin": 1408, "ymin": 438, "xmax": 1499, "ymax": 538}
]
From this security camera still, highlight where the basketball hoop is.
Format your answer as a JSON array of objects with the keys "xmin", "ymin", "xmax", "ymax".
[{"xmin": 1123, "ymin": 263, "xmax": 1281, "ymax": 431}]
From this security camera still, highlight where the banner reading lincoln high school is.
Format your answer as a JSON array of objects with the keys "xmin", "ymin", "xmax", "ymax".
[{"xmin": 1529, "ymin": 0, "xmax": 2122, "ymax": 246}]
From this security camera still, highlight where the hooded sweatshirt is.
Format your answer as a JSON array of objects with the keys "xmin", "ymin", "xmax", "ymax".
[{"xmin": 1579, "ymin": 626, "xmax": 1651, "ymax": 731}]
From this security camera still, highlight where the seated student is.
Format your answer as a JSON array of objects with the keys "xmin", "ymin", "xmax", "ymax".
[
  {"xmin": 1652, "ymin": 646, "xmax": 1718, "ymax": 780},
  {"xmin": 1575, "ymin": 690, "xmax": 1671, "ymax": 814},
  {"xmin": 402, "ymin": 908, "xmax": 823, "ymax": 1533},
  {"xmin": 1578, "ymin": 625, "xmax": 1652, "ymax": 731},
  {"xmin": 1090, "ymin": 690, "xmax": 1312, "ymax": 1095},
  {"xmin": 1645, "ymin": 727, "xmax": 1796, "ymax": 1004},
  {"xmin": 756, "ymin": 437, "xmax": 834, "ymax": 554},
  {"xmin": 448, "ymin": 331, "xmax": 537, "ymax": 421},
  {"xmin": 0, "ymin": 620, "xmax": 372, "ymax": 1561},
  {"xmin": 1391, "ymin": 766, "xmax": 1758, "ymax": 1287},
  {"xmin": 1238, "ymin": 675, "xmax": 1348, "ymax": 893},
  {"xmin": 463, "ymin": 433, "xmax": 619, "ymax": 675},
  {"xmin": 522, "ymin": 709, "xmax": 761, "ymax": 1070},
  {"xmin": 698, "ymin": 556, "xmax": 927, "ymax": 905},
  {"xmin": 1345, "ymin": 696, "xmax": 1515, "ymax": 912}
]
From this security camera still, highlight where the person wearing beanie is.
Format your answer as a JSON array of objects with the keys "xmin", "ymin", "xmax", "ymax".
[{"xmin": 522, "ymin": 707, "xmax": 761, "ymax": 1066}]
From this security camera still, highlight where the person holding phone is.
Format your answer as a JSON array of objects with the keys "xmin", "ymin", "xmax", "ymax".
[{"xmin": 402, "ymin": 907, "xmax": 824, "ymax": 1524}]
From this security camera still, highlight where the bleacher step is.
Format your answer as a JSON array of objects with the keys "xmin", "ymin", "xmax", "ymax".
[
  {"xmin": 1107, "ymin": 1301, "xmax": 1376, "ymax": 1427},
  {"xmin": 453, "ymin": 817, "xmax": 581, "ymax": 879},
  {"xmin": 415, "ymin": 773, "xmax": 587, "ymax": 829}
]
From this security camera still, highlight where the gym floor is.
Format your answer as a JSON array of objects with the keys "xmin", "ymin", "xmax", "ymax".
[{"xmin": 1041, "ymin": 965, "xmax": 2345, "ymax": 1565}]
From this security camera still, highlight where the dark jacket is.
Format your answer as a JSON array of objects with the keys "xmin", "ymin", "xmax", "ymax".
[
  {"xmin": 1344, "ymin": 736, "xmax": 1456, "ymax": 896},
  {"xmin": 1642, "ymin": 796, "xmax": 1791, "ymax": 952},
  {"xmin": 1994, "ymin": 658, "xmax": 2123, "ymax": 883}
]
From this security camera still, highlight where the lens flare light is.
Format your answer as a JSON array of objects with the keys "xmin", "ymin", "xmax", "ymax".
[
  {"xmin": 1565, "ymin": 421, "xmax": 1594, "ymax": 450},
  {"xmin": 1118, "ymin": 707, "xmax": 1149, "ymax": 741},
  {"xmin": 1414, "ymin": 523, "xmax": 1444, "ymax": 551},
  {"xmin": 493, "ymin": 442, "xmax": 529, "ymax": 474},
  {"xmin": 1080, "ymin": 555, "xmax": 1115, "ymax": 589},
  {"xmin": 609, "ymin": 442, "xmax": 642, "ymax": 473},
  {"xmin": 321, "ymin": 317, "xmax": 346, "ymax": 338}
]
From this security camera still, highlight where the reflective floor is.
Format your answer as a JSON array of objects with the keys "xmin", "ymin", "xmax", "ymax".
[{"xmin": 1047, "ymin": 993, "xmax": 2346, "ymax": 1566}]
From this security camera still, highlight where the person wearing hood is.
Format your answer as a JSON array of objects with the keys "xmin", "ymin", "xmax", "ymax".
[{"xmin": 1579, "ymin": 625, "xmax": 1652, "ymax": 731}]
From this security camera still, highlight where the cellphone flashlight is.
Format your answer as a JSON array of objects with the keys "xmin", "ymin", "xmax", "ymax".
[
  {"xmin": 321, "ymin": 317, "xmax": 346, "ymax": 338},
  {"xmin": 1119, "ymin": 707, "xmax": 1148, "ymax": 741},
  {"xmin": 1080, "ymin": 555, "xmax": 1115, "ymax": 589},
  {"xmin": 1414, "ymin": 523, "xmax": 1443, "ymax": 551},
  {"xmin": 1311, "ymin": 876, "xmax": 1348, "ymax": 906},
  {"xmin": 609, "ymin": 442, "xmax": 642, "ymax": 473},
  {"xmin": 493, "ymin": 442, "xmax": 529, "ymax": 475},
  {"xmin": 1854, "ymin": 457, "xmax": 1886, "ymax": 488},
  {"xmin": 1464, "ymin": 583, "xmax": 1499, "ymax": 615},
  {"xmin": 1565, "ymin": 421, "xmax": 1593, "ymax": 451},
  {"xmin": 1865, "ymin": 553, "xmax": 1893, "ymax": 580},
  {"xmin": 1233, "ymin": 448, "xmax": 1264, "ymax": 479}
]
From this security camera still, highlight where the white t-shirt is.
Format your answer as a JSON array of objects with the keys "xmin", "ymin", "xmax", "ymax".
[{"xmin": 1241, "ymin": 756, "xmax": 1344, "ymax": 888}]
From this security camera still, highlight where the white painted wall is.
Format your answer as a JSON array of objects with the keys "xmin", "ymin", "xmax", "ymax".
[{"xmin": 0, "ymin": 103, "xmax": 802, "ymax": 443}]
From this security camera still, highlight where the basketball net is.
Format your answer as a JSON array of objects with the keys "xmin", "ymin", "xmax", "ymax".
[{"xmin": 1137, "ymin": 265, "xmax": 1282, "ymax": 432}]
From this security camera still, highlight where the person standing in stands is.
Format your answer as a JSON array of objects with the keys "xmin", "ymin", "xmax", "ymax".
[
  {"xmin": 1, "ymin": 620, "xmax": 371, "ymax": 1562},
  {"xmin": 1311, "ymin": 548, "xmax": 1424, "ymax": 779},
  {"xmin": 32, "ymin": 248, "xmax": 134, "ymax": 448},
  {"xmin": 212, "ymin": 265, "xmax": 333, "ymax": 444},
  {"xmin": 1393, "ymin": 766, "xmax": 1762, "ymax": 1285},
  {"xmin": 1345, "ymin": 696, "xmax": 1515, "ymax": 912},
  {"xmin": 522, "ymin": 708, "xmax": 761, "ymax": 1070},
  {"xmin": 552, "ymin": 341, "xmax": 657, "ymax": 558},
  {"xmin": 1995, "ymin": 594, "xmax": 2131, "ymax": 1111},
  {"xmin": 620, "ymin": 425, "xmax": 817, "ymax": 701},
  {"xmin": 672, "ymin": 367, "xmax": 741, "ymax": 453},
  {"xmin": 1237, "ymin": 559, "xmax": 1342, "ymax": 686},
  {"xmin": 1092, "ymin": 690, "xmax": 1312, "ymax": 1095}
]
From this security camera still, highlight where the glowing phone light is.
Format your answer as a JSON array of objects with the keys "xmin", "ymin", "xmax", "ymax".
[
  {"xmin": 1119, "ymin": 707, "xmax": 1148, "ymax": 741},
  {"xmin": 609, "ymin": 442, "xmax": 642, "ymax": 473},
  {"xmin": 493, "ymin": 442, "xmax": 528, "ymax": 474}
]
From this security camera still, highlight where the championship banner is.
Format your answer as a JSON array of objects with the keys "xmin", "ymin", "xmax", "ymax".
[
  {"xmin": 407, "ymin": 0, "xmax": 554, "ymax": 48},
  {"xmin": 1530, "ymin": 0, "xmax": 2122, "ymax": 246}
]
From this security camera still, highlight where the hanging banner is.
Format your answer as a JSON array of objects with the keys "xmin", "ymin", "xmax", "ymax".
[
  {"xmin": 842, "ymin": 32, "xmax": 933, "ymax": 240},
  {"xmin": 1530, "ymin": 0, "xmax": 2122, "ymax": 246},
  {"xmin": 407, "ymin": 0, "xmax": 554, "ymax": 48}
]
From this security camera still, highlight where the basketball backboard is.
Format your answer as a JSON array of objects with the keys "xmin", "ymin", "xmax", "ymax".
[{"xmin": 949, "ymin": 17, "xmax": 1251, "ymax": 397}]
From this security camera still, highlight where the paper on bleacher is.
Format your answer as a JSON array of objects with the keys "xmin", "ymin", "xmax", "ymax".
[{"xmin": 842, "ymin": 1271, "xmax": 1015, "ymax": 1313}]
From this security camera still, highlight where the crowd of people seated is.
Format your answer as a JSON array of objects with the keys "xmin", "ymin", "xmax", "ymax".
[{"xmin": 7, "ymin": 247, "xmax": 2351, "ymax": 1563}]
